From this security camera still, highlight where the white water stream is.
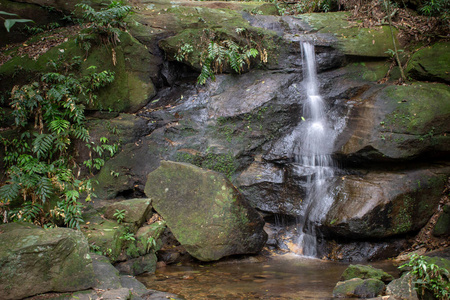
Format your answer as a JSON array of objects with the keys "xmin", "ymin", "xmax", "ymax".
[{"xmin": 295, "ymin": 42, "xmax": 337, "ymax": 257}]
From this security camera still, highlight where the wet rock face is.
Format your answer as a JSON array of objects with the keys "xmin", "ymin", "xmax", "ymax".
[
  {"xmin": 321, "ymin": 165, "xmax": 450, "ymax": 239},
  {"xmin": 144, "ymin": 161, "xmax": 267, "ymax": 261},
  {"xmin": 0, "ymin": 223, "xmax": 95, "ymax": 300}
]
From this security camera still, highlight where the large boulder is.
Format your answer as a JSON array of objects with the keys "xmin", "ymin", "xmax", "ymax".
[
  {"xmin": 406, "ymin": 42, "xmax": 450, "ymax": 84},
  {"xmin": 0, "ymin": 222, "xmax": 95, "ymax": 300},
  {"xmin": 144, "ymin": 160, "xmax": 267, "ymax": 261},
  {"xmin": 321, "ymin": 165, "xmax": 450, "ymax": 238}
]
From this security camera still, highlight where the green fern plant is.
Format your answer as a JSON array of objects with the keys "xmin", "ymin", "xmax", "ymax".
[
  {"xmin": 75, "ymin": 1, "xmax": 132, "ymax": 53},
  {"xmin": 0, "ymin": 67, "xmax": 117, "ymax": 229},
  {"xmin": 197, "ymin": 38, "xmax": 260, "ymax": 85}
]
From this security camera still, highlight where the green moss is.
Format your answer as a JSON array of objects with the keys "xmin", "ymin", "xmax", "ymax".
[
  {"xmin": 175, "ymin": 151, "xmax": 238, "ymax": 178},
  {"xmin": 406, "ymin": 42, "xmax": 450, "ymax": 83},
  {"xmin": 389, "ymin": 194, "xmax": 414, "ymax": 234},
  {"xmin": 344, "ymin": 61, "xmax": 393, "ymax": 82},
  {"xmin": 381, "ymin": 83, "xmax": 450, "ymax": 135},
  {"xmin": 299, "ymin": 12, "xmax": 398, "ymax": 57},
  {"xmin": 341, "ymin": 264, "xmax": 394, "ymax": 282}
]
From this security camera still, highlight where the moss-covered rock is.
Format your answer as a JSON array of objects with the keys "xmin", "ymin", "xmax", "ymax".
[
  {"xmin": 337, "ymin": 83, "xmax": 450, "ymax": 161},
  {"xmin": 340, "ymin": 264, "xmax": 394, "ymax": 283},
  {"xmin": 0, "ymin": 222, "xmax": 95, "ymax": 300},
  {"xmin": 406, "ymin": 42, "xmax": 450, "ymax": 84},
  {"xmin": 298, "ymin": 12, "xmax": 398, "ymax": 57},
  {"xmin": 81, "ymin": 212, "xmax": 127, "ymax": 262},
  {"xmin": 144, "ymin": 160, "xmax": 267, "ymax": 261},
  {"xmin": 433, "ymin": 204, "xmax": 450, "ymax": 236},
  {"xmin": 333, "ymin": 278, "xmax": 386, "ymax": 298},
  {"xmin": 104, "ymin": 198, "xmax": 153, "ymax": 228}
]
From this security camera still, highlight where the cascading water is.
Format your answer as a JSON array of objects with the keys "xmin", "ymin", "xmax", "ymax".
[{"xmin": 295, "ymin": 42, "xmax": 337, "ymax": 257}]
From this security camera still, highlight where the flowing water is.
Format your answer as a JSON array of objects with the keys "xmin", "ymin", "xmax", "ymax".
[
  {"xmin": 137, "ymin": 255, "xmax": 398, "ymax": 299},
  {"xmin": 294, "ymin": 42, "xmax": 338, "ymax": 257}
]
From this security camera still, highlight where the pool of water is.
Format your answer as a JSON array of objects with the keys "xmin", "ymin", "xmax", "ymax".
[{"xmin": 137, "ymin": 254, "xmax": 399, "ymax": 299}]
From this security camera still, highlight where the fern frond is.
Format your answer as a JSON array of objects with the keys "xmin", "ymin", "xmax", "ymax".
[
  {"xmin": 49, "ymin": 118, "xmax": 70, "ymax": 134},
  {"xmin": 35, "ymin": 176, "xmax": 53, "ymax": 203},
  {"xmin": 32, "ymin": 133, "xmax": 55, "ymax": 160},
  {"xmin": 0, "ymin": 182, "xmax": 21, "ymax": 202}
]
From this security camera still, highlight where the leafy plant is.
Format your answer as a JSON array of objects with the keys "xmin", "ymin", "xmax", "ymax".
[
  {"xmin": 120, "ymin": 232, "xmax": 136, "ymax": 241},
  {"xmin": 0, "ymin": 11, "xmax": 33, "ymax": 32},
  {"xmin": 175, "ymin": 43, "xmax": 194, "ymax": 62},
  {"xmin": 0, "ymin": 65, "xmax": 116, "ymax": 229},
  {"xmin": 420, "ymin": 0, "xmax": 449, "ymax": 17},
  {"xmin": 196, "ymin": 29, "xmax": 263, "ymax": 85},
  {"xmin": 400, "ymin": 254, "xmax": 450, "ymax": 300},
  {"xmin": 113, "ymin": 209, "xmax": 126, "ymax": 223},
  {"xmin": 75, "ymin": 1, "xmax": 132, "ymax": 53},
  {"xmin": 145, "ymin": 236, "xmax": 157, "ymax": 253}
]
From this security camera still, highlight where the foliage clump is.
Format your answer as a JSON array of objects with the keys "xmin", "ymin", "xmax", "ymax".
[
  {"xmin": 400, "ymin": 254, "xmax": 450, "ymax": 300},
  {"xmin": 0, "ymin": 1, "xmax": 135, "ymax": 229},
  {"xmin": 0, "ymin": 60, "xmax": 117, "ymax": 229},
  {"xmin": 75, "ymin": 1, "xmax": 132, "ymax": 55}
]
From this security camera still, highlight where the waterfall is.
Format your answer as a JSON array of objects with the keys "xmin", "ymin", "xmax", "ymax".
[{"xmin": 295, "ymin": 42, "xmax": 336, "ymax": 257}]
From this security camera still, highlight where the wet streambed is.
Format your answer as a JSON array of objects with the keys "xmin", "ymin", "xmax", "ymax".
[{"xmin": 137, "ymin": 254, "xmax": 398, "ymax": 299}]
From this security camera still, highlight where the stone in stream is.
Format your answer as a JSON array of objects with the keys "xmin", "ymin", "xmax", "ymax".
[
  {"xmin": 332, "ymin": 278, "xmax": 385, "ymax": 298},
  {"xmin": 144, "ymin": 160, "xmax": 267, "ymax": 261},
  {"xmin": 340, "ymin": 264, "xmax": 394, "ymax": 283}
]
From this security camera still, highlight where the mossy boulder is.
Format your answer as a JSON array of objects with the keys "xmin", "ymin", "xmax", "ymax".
[
  {"xmin": 340, "ymin": 264, "xmax": 394, "ymax": 283},
  {"xmin": 333, "ymin": 278, "xmax": 386, "ymax": 298},
  {"xmin": 104, "ymin": 198, "xmax": 153, "ymax": 228},
  {"xmin": 337, "ymin": 83, "xmax": 450, "ymax": 161},
  {"xmin": 406, "ymin": 42, "xmax": 450, "ymax": 84},
  {"xmin": 144, "ymin": 160, "xmax": 267, "ymax": 261},
  {"xmin": 433, "ymin": 204, "xmax": 450, "ymax": 236},
  {"xmin": 298, "ymin": 12, "xmax": 398, "ymax": 57},
  {"xmin": 81, "ymin": 211, "xmax": 127, "ymax": 262},
  {"xmin": 0, "ymin": 222, "xmax": 95, "ymax": 300},
  {"xmin": 322, "ymin": 166, "xmax": 450, "ymax": 238}
]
